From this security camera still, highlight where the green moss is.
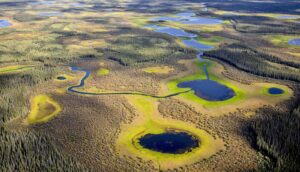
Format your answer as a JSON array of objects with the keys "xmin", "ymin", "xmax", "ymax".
[
  {"xmin": 97, "ymin": 68, "xmax": 110, "ymax": 76},
  {"xmin": 0, "ymin": 65, "xmax": 34, "ymax": 75}
]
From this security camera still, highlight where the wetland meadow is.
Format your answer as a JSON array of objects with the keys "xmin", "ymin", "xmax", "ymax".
[{"xmin": 0, "ymin": 0, "xmax": 300, "ymax": 171}]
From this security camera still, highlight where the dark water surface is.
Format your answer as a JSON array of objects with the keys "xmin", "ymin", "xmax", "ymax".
[
  {"xmin": 268, "ymin": 87, "xmax": 284, "ymax": 95},
  {"xmin": 57, "ymin": 76, "xmax": 66, "ymax": 80},
  {"xmin": 139, "ymin": 131, "xmax": 199, "ymax": 154},
  {"xmin": 178, "ymin": 80, "xmax": 235, "ymax": 101}
]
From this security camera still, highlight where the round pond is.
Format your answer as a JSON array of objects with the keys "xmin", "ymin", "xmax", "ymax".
[
  {"xmin": 268, "ymin": 87, "xmax": 284, "ymax": 95},
  {"xmin": 138, "ymin": 131, "xmax": 199, "ymax": 154}
]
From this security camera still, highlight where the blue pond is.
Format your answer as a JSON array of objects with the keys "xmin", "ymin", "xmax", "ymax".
[
  {"xmin": 147, "ymin": 25, "xmax": 197, "ymax": 38},
  {"xmin": 268, "ymin": 87, "xmax": 284, "ymax": 95},
  {"xmin": 288, "ymin": 39, "xmax": 300, "ymax": 46},
  {"xmin": 138, "ymin": 131, "xmax": 199, "ymax": 154},
  {"xmin": 178, "ymin": 80, "xmax": 235, "ymax": 101},
  {"xmin": 0, "ymin": 20, "xmax": 11, "ymax": 28},
  {"xmin": 38, "ymin": 12, "xmax": 63, "ymax": 17},
  {"xmin": 152, "ymin": 12, "xmax": 222, "ymax": 25}
]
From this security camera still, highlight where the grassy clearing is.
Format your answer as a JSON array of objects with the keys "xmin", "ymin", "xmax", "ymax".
[
  {"xmin": 0, "ymin": 65, "xmax": 34, "ymax": 75},
  {"xmin": 26, "ymin": 95, "xmax": 61, "ymax": 125},
  {"xmin": 117, "ymin": 95, "xmax": 224, "ymax": 170},
  {"xmin": 163, "ymin": 21, "xmax": 224, "ymax": 33},
  {"xmin": 265, "ymin": 35, "xmax": 300, "ymax": 47},
  {"xmin": 142, "ymin": 66, "xmax": 174, "ymax": 74},
  {"xmin": 97, "ymin": 68, "xmax": 110, "ymax": 76}
]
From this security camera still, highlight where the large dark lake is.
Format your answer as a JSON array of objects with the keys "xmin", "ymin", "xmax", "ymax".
[
  {"xmin": 178, "ymin": 80, "xmax": 235, "ymax": 101},
  {"xmin": 138, "ymin": 131, "xmax": 199, "ymax": 154}
]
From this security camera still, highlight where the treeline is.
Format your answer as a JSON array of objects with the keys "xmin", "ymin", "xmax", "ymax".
[
  {"xmin": 204, "ymin": 43, "xmax": 300, "ymax": 82},
  {"xmin": 0, "ymin": 65, "xmax": 87, "ymax": 171},
  {"xmin": 227, "ymin": 15, "xmax": 300, "ymax": 34},
  {"xmin": 103, "ymin": 33, "xmax": 193, "ymax": 66},
  {"xmin": 252, "ymin": 91, "xmax": 300, "ymax": 171}
]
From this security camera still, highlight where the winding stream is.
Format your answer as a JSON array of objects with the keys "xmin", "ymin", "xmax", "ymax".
[
  {"xmin": 67, "ymin": 11, "xmax": 235, "ymax": 101},
  {"xmin": 68, "ymin": 66, "xmax": 191, "ymax": 98}
]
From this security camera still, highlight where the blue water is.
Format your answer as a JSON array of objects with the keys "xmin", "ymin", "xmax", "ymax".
[
  {"xmin": 268, "ymin": 87, "xmax": 284, "ymax": 95},
  {"xmin": 152, "ymin": 12, "xmax": 222, "ymax": 25},
  {"xmin": 178, "ymin": 80, "xmax": 235, "ymax": 101},
  {"xmin": 277, "ymin": 15, "xmax": 299, "ymax": 19},
  {"xmin": 288, "ymin": 39, "xmax": 300, "ymax": 46},
  {"xmin": 139, "ymin": 131, "xmax": 199, "ymax": 154},
  {"xmin": 146, "ymin": 25, "xmax": 197, "ymax": 38},
  {"xmin": 0, "ymin": 20, "xmax": 11, "ymax": 28},
  {"xmin": 148, "ymin": 13, "xmax": 235, "ymax": 101},
  {"xmin": 183, "ymin": 39, "xmax": 213, "ymax": 51},
  {"xmin": 38, "ymin": 12, "xmax": 63, "ymax": 17},
  {"xmin": 68, "ymin": 66, "xmax": 91, "ymax": 93},
  {"xmin": 29, "ymin": 1, "xmax": 55, "ymax": 5}
]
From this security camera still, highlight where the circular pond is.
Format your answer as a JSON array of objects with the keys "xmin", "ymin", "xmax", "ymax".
[
  {"xmin": 138, "ymin": 131, "xmax": 199, "ymax": 154},
  {"xmin": 0, "ymin": 20, "xmax": 11, "ymax": 28},
  {"xmin": 178, "ymin": 80, "xmax": 235, "ymax": 101},
  {"xmin": 288, "ymin": 38, "xmax": 300, "ymax": 46},
  {"xmin": 268, "ymin": 87, "xmax": 284, "ymax": 95},
  {"xmin": 57, "ymin": 76, "xmax": 66, "ymax": 80}
]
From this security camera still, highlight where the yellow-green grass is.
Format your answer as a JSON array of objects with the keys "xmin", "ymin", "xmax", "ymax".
[
  {"xmin": 26, "ymin": 95, "xmax": 61, "ymax": 125},
  {"xmin": 117, "ymin": 96, "xmax": 224, "ymax": 170},
  {"xmin": 0, "ymin": 65, "xmax": 34, "ymax": 75},
  {"xmin": 265, "ymin": 35, "xmax": 300, "ymax": 48},
  {"xmin": 167, "ymin": 60, "xmax": 245, "ymax": 108},
  {"xmin": 196, "ymin": 36, "xmax": 224, "ymax": 47},
  {"xmin": 97, "ymin": 68, "xmax": 110, "ymax": 76},
  {"xmin": 163, "ymin": 21, "xmax": 224, "ymax": 32},
  {"xmin": 142, "ymin": 66, "xmax": 174, "ymax": 74}
]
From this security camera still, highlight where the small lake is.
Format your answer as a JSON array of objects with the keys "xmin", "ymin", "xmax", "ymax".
[
  {"xmin": 288, "ymin": 39, "xmax": 300, "ymax": 46},
  {"xmin": 38, "ymin": 12, "xmax": 63, "ymax": 17},
  {"xmin": 152, "ymin": 12, "xmax": 222, "ymax": 25},
  {"xmin": 147, "ymin": 25, "xmax": 197, "ymax": 38},
  {"xmin": 178, "ymin": 80, "xmax": 235, "ymax": 101},
  {"xmin": 138, "ymin": 131, "xmax": 199, "ymax": 154},
  {"xmin": 57, "ymin": 76, "xmax": 66, "ymax": 80},
  {"xmin": 0, "ymin": 20, "xmax": 12, "ymax": 28},
  {"xmin": 268, "ymin": 87, "xmax": 284, "ymax": 95}
]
